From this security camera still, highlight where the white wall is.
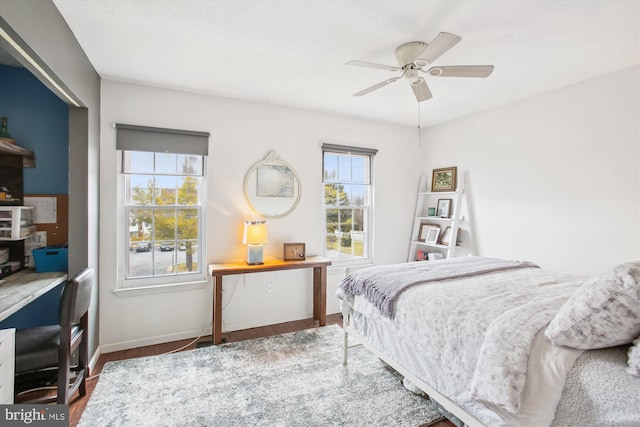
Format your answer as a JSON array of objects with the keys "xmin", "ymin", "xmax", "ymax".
[
  {"xmin": 423, "ymin": 65, "xmax": 640, "ymax": 275},
  {"xmin": 99, "ymin": 80, "xmax": 423, "ymax": 351}
]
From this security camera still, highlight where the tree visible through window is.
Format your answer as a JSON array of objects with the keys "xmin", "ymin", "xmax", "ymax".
[
  {"xmin": 124, "ymin": 151, "xmax": 204, "ymax": 279},
  {"xmin": 322, "ymin": 146, "xmax": 373, "ymax": 264}
]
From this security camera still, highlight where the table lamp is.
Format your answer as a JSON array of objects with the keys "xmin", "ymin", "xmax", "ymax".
[{"xmin": 243, "ymin": 220, "xmax": 268, "ymax": 265}]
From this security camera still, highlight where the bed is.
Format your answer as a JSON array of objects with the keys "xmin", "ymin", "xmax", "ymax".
[{"xmin": 336, "ymin": 256, "xmax": 640, "ymax": 427}]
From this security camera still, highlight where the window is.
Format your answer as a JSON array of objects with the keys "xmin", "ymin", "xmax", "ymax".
[
  {"xmin": 116, "ymin": 124, "xmax": 209, "ymax": 288},
  {"xmin": 322, "ymin": 143, "xmax": 377, "ymax": 265}
]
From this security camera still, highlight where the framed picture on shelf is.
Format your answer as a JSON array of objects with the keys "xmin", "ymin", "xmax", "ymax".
[
  {"xmin": 424, "ymin": 226, "xmax": 440, "ymax": 244},
  {"xmin": 439, "ymin": 226, "xmax": 454, "ymax": 245},
  {"xmin": 418, "ymin": 224, "xmax": 440, "ymax": 243},
  {"xmin": 428, "ymin": 252, "xmax": 444, "ymax": 261},
  {"xmin": 417, "ymin": 224, "xmax": 429, "ymax": 241},
  {"xmin": 416, "ymin": 249, "xmax": 428, "ymax": 261},
  {"xmin": 436, "ymin": 199, "xmax": 452, "ymax": 218},
  {"xmin": 431, "ymin": 167, "xmax": 457, "ymax": 192}
]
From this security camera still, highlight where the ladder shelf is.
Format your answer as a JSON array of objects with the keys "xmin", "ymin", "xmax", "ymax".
[{"xmin": 408, "ymin": 172, "xmax": 467, "ymax": 262}]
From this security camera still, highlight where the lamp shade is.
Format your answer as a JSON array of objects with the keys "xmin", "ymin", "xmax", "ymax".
[{"xmin": 242, "ymin": 220, "xmax": 268, "ymax": 245}]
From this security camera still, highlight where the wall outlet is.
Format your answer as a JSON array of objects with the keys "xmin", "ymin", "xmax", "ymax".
[{"xmin": 266, "ymin": 282, "xmax": 273, "ymax": 294}]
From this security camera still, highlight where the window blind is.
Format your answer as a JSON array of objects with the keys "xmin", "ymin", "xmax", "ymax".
[
  {"xmin": 115, "ymin": 123, "xmax": 210, "ymax": 156},
  {"xmin": 321, "ymin": 143, "xmax": 378, "ymax": 157}
]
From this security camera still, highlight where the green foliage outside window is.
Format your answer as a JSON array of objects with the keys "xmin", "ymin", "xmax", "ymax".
[
  {"xmin": 129, "ymin": 175, "xmax": 200, "ymax": 272},
  {"xmin": 323, "ymin": 184, "xmax": 365, "ymax": 256}
]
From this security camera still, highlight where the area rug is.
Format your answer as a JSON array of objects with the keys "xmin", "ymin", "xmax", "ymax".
[{"xmin": 79, "ymin": 325, "xmax": 443, "ymax": 426}]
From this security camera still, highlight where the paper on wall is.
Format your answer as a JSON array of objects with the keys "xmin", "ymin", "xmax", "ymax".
[{"xmin": 24, "ymin": 196, "xmax": 57, "ymax": 224}]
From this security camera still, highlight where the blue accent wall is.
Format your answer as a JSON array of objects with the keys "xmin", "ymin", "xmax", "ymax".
[
  {"xmin": 0, "ymin": 65, "xmax": 69, "ymax": 194},
  {"xmin": 0, "ymin": 65, "xmax": 69, "ymax": 328},
  {"xmin": 0, "ymin": 283, "xmax": 64, "ymax": 329}
]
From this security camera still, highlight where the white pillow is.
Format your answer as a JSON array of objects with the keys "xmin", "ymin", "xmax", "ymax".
[
  {"xmin": 545, "ymin": 262, "xmax": 640, "ymax": 349},
  {"xmin": 628, "ymin": 335, "xmax": 640, "ymax": 377}
]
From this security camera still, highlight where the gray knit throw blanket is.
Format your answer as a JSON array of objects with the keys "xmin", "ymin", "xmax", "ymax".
[{"xmin": 338, "ymin": 256, "xmax": 539, "ymax": 318}]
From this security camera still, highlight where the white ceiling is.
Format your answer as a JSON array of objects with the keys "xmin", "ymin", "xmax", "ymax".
[{"xmin": 52, "ymin": 0, "xmax": 639, "ymax": 128}]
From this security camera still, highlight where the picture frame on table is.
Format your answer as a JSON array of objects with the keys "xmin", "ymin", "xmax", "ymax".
[
  {"xmin": 283, "ymin": 243, "xmax": 306, "ymax": 261},
  {"xmin": 436, "ymin": 199, "xmax": 452, "ymax": 218},
  {"xmin": 431, "ymin": 167, "xmax": 457, "ymax": 192}
]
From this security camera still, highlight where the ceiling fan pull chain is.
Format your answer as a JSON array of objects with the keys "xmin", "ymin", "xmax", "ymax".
[{"xmin": 417, "ymin": 102, "xmax": 422, "ymax": 149}]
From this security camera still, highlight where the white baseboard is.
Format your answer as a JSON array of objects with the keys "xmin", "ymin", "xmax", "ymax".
[
  {"xmin": 97, "ymin": 307, "xmax": 342, "ymax": 353},
  {"xmin": 88, "ymin": 347, "xmax": 101, "ymax": 375},
  {"xmin": 223, "ymin": 306, "xmax": 341, "ymax": 332},
  {"xmin": 223, "ymin": 311, "xmax": 309, "ymax": 332},
  {"xmin": 99, "ymin": 327, "xmax": 211, "ymax": 354}
]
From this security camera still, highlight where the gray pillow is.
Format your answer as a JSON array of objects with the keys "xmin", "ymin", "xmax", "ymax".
[
  {"xmin": 545, "ymin": 262, "xmax": 640, "ymax": 349},
  {"xmin": 629, "ymin": 335, "xmax": 640, "ymax": 377}
]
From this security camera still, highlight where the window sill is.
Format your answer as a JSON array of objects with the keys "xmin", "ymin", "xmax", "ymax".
[{"xmin": 113, "ymin": 280, "xmax": 208, "ymax": 298}]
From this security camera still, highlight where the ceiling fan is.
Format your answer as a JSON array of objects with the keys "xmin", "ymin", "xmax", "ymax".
[{"xmin": 346, "ymin": 32, "xmax": 494, "ymax": 102}]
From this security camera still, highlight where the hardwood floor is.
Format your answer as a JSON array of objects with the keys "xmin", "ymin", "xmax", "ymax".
[{"xmin": 18, "ymin": 313, "xmax": 453, "ymax": 427}]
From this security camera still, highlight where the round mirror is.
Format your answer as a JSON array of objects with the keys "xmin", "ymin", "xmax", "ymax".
[{"xmin": 243, "ymin": 151, "xmax": 301, "ymax": 219}]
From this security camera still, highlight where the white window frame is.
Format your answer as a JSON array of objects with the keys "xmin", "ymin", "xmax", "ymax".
[
  {"xmin": 115, "ymin": 124, "xmax": 209, "ymax": 290},
  {"xmin": 321, "ymin": 143, "xmax": 376, "ymax": 267}
]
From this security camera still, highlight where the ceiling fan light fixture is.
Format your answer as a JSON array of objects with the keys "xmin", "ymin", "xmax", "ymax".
[
  {"xmin": 414, "ymin": 59, "xmax": 429, "ymax": 68},
  {"xmin": 405, "ymin": 68, "xmax": 421, "ymax": 84}
]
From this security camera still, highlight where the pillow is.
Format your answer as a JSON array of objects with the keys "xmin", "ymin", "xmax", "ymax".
[
  {"xmin": 628, "ymin": 335, "xmax": 640, "ymax": 377},
  {"xmin": 545, "ymin": 261, "xmax": 640, "ymax": 349}
]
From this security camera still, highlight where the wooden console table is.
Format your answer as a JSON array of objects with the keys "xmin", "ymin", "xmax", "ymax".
[{"xmin": 208, "ymin": 256, "xmax": 331, "ymax": 345}]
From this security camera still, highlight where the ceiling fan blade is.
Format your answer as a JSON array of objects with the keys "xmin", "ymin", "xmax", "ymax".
[
  {"xmin": 415, "ymin": 32, "xmax": 461, "ymax": 65},
  {"xmin": 410, "ymin": 78, "xmax": 433, "ymax": 102},
  {"xmin": 427, "ymin": 65, "xmax": 494, "ymax": 78},
  {"xmin": 353, "ymin": 77, "xmax": 401, "ymax": 96},
  {"xmin": 346, "ymin": 60, "xmax": 401, "ymax": 72}
]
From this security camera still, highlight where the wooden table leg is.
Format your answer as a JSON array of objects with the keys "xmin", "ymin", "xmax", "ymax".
[
  {"xmin": 313, "ymin": 266, "xmax": 327, "ymax": 326},
  {"xmin": 213, "ymin": 275, "xmax": 223, "ymax": 344}
]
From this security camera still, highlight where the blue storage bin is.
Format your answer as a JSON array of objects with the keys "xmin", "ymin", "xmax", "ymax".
[{"xmin": 32, "ymin": 246, "xmax": 68, "ymax": 272}]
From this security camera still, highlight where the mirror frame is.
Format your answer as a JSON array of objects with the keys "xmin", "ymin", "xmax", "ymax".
[{"xmin": 243, "ymin": 151, "xmax": 302, "ymax": 219}]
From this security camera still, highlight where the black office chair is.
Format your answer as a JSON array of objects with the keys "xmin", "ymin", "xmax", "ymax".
[{"xmin": 14, "ymin": 267, "xmax": 94, "ymax": 404}]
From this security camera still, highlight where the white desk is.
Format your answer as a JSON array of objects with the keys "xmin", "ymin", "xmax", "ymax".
[
  {"xmin": 0, "ymin": 270, "xmax": 68, "ymax": 322},
  {"xmin": 0, "ymin": 328, "xmax": 14, "ymax": 403}
]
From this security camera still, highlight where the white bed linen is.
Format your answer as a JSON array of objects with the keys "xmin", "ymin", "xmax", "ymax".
[
  {"xmin": 485, "ymin": 330, "xmax": 582, "ymax": 426},
  {"xmin": 552, "ymin": 345, "xmax": 640, "ymax": 426},
  {"xmin": 338, "ymin": 267, "xmax": 584, "ymax": 427}
]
